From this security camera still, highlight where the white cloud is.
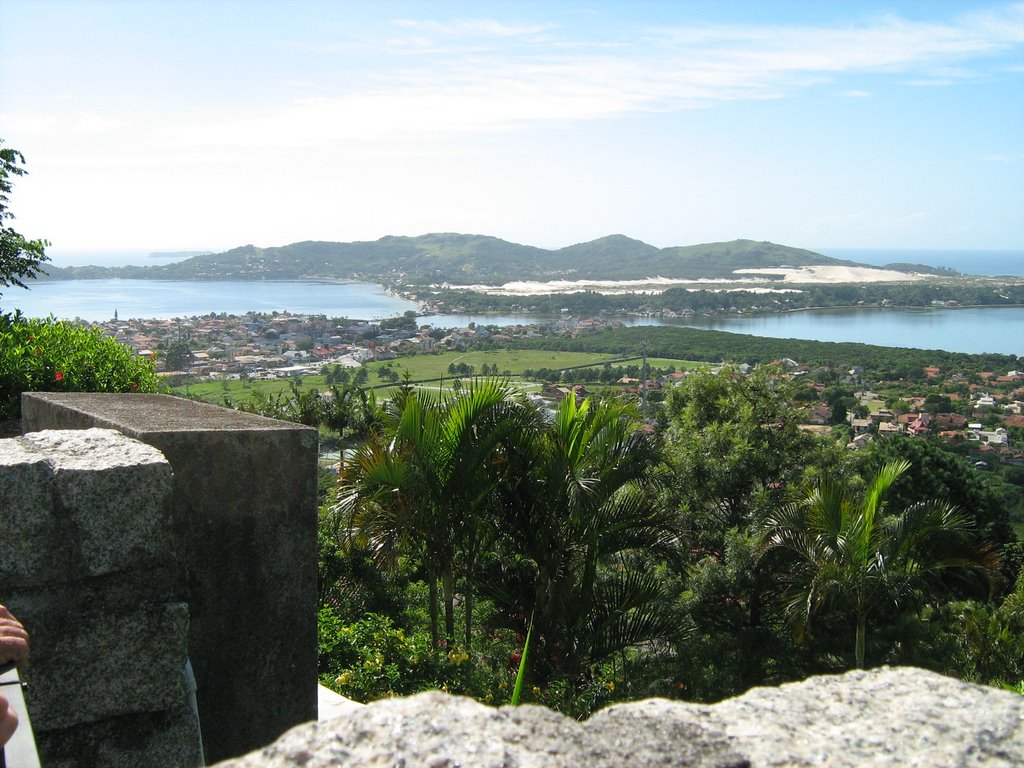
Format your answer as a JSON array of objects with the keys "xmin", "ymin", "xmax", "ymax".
[
  {"xmin": 5, "ymin": 3, "xmax": 1022, "ymax": 250},
  {"xmin": 11, "ymin": 7, "xmax": 1024, "ymax": 150},
  {"xmin": 264, "ymin": 5, "xmax": 1024, "ymax": 140}
]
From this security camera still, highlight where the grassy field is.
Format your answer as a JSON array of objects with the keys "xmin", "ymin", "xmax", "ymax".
[
  {"xmin": 172, "ymin": 349, "xmax": 700, "ymax": 405},
  {"xmin": 366, "ymin": 349, "xmax": 690, "ymax": 379},
  {"xmin": 173, "ymin": 375, "xmax": 328, "ymax": 403}
]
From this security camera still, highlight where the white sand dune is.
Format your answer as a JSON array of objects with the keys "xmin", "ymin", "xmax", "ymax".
[
  {"xmin": 733, "ymin": 265, "xmax": 923, "ymax": 284},
  {"xmin": 442, "ymin": 264, "xmax": 922, "ymax": 296}
]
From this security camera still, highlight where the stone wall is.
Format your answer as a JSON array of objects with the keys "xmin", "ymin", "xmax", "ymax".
[
  {"xmin": 215, "ymin": 667, "xmax": 1024, "ymax": 767},
  {"xmin": 21, "ymin": 393, "xmax": 321, "ymax": 763},
  {"xmin": 0, "ymin": 428, "xmax": 202, "ymax": 767}
]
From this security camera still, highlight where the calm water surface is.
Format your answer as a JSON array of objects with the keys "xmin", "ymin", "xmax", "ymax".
[
  {"xmin": 8, "ymin": 279, "xmax": 1023, "ymax": 356},
  {"xmin": 9, "ymin": 279, "xmax": 418, "ymax": 322},
  {"xmin": 422, "ymin": 308, "xmax": 1024, "ymax": 356}
]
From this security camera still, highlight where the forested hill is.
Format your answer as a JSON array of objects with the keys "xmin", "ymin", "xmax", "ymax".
[{"xmin": 40, "ymin": 234, "xmax": 866, "ymax": 284}]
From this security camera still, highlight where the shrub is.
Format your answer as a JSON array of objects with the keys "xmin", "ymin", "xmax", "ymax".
[
  {"xmin": 0, "ymin": 313, "xmax": 159, "ymax": 419},
  {"xmin": 318, "ymin": 611, "xmax": 513, "ymax": 704}
]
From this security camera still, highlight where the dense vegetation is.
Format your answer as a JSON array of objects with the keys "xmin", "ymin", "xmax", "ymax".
[
  {"xmin": 0, "ymin": 140, "xmax": 157, "ymax": 420},
  {"xmin": 0, "ymin": 139, "xmax": 49, "ymax": 306},
  {"xmin": 424, "ymin": 280, "xmax": 1024, "ymax": 315},
  {"xmin": 0, "ymin": 313, "xmax": 161, "ymax": 419},
  {"xmin": 312, "ymin": 369, "xmax": 1024, "ymax": 714},
  {"xmin": 493, "ymin": 326, "xmax": 1018, "ymax": 374}
]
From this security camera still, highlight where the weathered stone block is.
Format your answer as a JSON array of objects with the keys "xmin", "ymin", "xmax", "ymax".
[
  {"xmin": 213, "ymin": 668, "xmax": 1024, "ymax": 768},
  {"xmin": 26, "ymin": 602, "xmax": 191, "ymax": 731},
  {"xmin": 0, "ymin": 436, "xmax": 59, "ymax": 583},
  {"xmin": 22, "ymin": 428, "xmax": 174, "ymax": 577},
  {"xmin": 23, "ymin": 392, "xmax": 319, "ymax": 762},
  {"xmin": 38, "ymin": 705, "xmax": 203, "ymax": 768}
]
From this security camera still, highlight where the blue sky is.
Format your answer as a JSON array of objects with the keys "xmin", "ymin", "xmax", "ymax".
[{"xmin": 1, "ymin": 0, "xmax": 1022, "ymax": 256}]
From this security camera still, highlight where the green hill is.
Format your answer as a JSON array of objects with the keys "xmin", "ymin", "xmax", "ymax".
[{"xmin": 41, "ymin": 234, "xmax": 869, "ymax": 284}]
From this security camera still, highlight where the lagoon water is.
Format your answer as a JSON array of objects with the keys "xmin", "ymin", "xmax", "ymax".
[
  {"xmin": 8, "ymin": 279, "xmax": 419, "ymax": 323},
  {"xmin": 7, "ymin": 278, "xmax": 1023, "ymax": 357},
  {"xmin": 418, "ymin": 308, "xmax": 1024, "ymax": 357}
]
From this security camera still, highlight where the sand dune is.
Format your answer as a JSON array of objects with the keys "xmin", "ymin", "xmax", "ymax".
[{"xmin": 443, "ymin": 265, "xmax": 922, "ymax": 296}]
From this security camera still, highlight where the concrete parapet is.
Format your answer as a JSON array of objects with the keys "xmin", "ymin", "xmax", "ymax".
[
  {"xmin": 0, "ymin": 427, "xmax": 201, "ymax": 767},
  {"xmin": 22, "ymin": 392, "xmax": 320, "ymax": 762}
]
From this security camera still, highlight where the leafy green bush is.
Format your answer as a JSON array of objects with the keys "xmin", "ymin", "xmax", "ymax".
[
  {"xmin": 0, "ymin": 313, "xmax": 159, "ymax": 418},
  {"xmin": 318, "ymin": 611, "xmax": 513, "ymax": 704}
]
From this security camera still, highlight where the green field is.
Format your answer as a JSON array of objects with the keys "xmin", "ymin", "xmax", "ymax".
[
  {"xmin": 173, "ymin": 375, "xmax": 327, "ymax": 404},
  {"xmin": 172, "ymin": 349, "xmax": 699, "ymax": 405},
  {"xmin": 365, "ymin": 349, "xmax": 692, "ymax": 381}
]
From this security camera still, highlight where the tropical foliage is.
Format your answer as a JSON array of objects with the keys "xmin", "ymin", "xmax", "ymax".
[
  {"xmin": 328, "ymin": 380, "xmax": 688, "ymax": 711},
  {"xmin": 336, "ymin": 378, "xmax": 539, "ymax": 646},
  {"xmin": 316, "ymin": 370, "xmax": 1019, "ymax": 714},
  {"xmin": 482, "ymin": 395, "xmax": 680, "ymax": 704},
  {"xmin": 0, "ymin": 313, "xmax": 160, "ymax": 419},
  {"xmin": 760, "ymin": 459, "xmax": 1001, "ymax": 668},
  {"xmin": 226, "ymin": 381, "xmax": 381, "ymax": 439},
  {"xmin": 0, "ymin": 138, "xmax": 49, "ymax": 305}
]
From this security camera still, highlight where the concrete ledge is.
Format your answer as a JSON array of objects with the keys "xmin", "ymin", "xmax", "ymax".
[
  {"xmin": 22, "ymin": 392, "xmax": 320, "ymax": 763},
  {"xmin": 316, "ymin": 685, "xmax": 362, "ymax": 722}
]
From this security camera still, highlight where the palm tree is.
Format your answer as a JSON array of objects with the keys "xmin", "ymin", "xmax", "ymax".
[
  {"xmin": 759, "ymin": 459, "xmax": 1000, "ymax": 668},
  {"xmin": 486, "ymin": 395, "xmax": 681, "ymax": 699},
  {"xmin": 335, "ymin": 377, "xmax": 537, "ymax": 647},
  {"xmin": 323, "ymin": 383, "xmax": 380, "ymax": 439}
]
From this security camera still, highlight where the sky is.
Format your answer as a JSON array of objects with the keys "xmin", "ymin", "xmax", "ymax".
[{"xmin": 1, "ymin": 0, "xmax": 1023, "ymax": 260}]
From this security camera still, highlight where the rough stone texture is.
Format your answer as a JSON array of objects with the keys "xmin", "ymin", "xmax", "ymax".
[
  {"xmin": 23, "ymin": 428, "xmax": 173, "ymax": 576},
  {"xmin": 216, "ymin": 691, "xmax": 746, "ymax": 768},
  {"xmin": 0, "ymin": 436, "xmax": 57, "ymax": 581},
  {"xmin": 0, "ymin": 427, "xmax": 202, "ymax": 767},
  {"xmin": 39, "ymin": 706, "xmax": 203, "ymax": 768},
  {"xmin": 675, "ymin": 666, "xmax": 1024, "ymax": 766},
  {"xmin": 27, "ymin": 602, "xmax": 190, "ymax": 730},
  {"xmin": 23, "ymin": 392, "xmax": 321, "ymax": 763},
  {"xmin": 214, "ymin": 668, "xmax": 1024, "ymax": 768}
]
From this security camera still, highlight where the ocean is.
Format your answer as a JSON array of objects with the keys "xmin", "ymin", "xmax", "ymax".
[{"xmin": 819, "ymin": 249, "xmax": 1024, "ymax": 277}]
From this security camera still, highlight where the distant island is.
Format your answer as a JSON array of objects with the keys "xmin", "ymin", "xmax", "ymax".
[{"xmin": 38, "ymin": 234, "xmax": 921, "ymax": 286}]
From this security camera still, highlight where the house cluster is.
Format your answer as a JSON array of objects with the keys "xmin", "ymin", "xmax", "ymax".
[
  {"xmin": 91, "ymin": 313, "xmax": 385, "ymax": 379},
  {"xmin": 839, "ymin": 369, "xmax": 1024, "ymax": 465},
  {"xmin": 87, "ymin": 312, "xmax": 1023, "ymax": 469},
  {"xmin": 89, "ymin": 312, "xmax": 598, "ymax": 380}
]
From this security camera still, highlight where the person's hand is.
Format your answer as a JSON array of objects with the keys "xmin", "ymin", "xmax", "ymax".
[
  {"xmin": 0, "ymin": 605, "xmax": 29, "ymax": 666},
  {"xmin": 0, "ymin": 693, "xmax": 17, "ymax": 746}
]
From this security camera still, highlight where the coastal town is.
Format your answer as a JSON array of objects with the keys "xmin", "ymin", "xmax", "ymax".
[{"xmin": 88, "ymin": 309, "xmax": 1024, "ymax": 467}]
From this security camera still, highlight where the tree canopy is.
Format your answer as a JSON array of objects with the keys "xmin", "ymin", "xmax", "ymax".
[
  {"xmin": 760, "ymin": 459, "xmax": 1000, "ymax": 668},
  {"xmin": 0, "ymin": 139, "xmax": 49, "ymax": 303}
]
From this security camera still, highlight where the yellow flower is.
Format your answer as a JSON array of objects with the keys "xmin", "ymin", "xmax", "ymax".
[
  {"xmin": 448, "ymin": 648, "xmax": 469, "ymax": 664},
  {"xmin": 605, "ymin": 680, "xmax": 616, "ymax": 692},
  {"xmin": 531, "ymin": 686, "xmax": 542, "ymax": 696}
]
